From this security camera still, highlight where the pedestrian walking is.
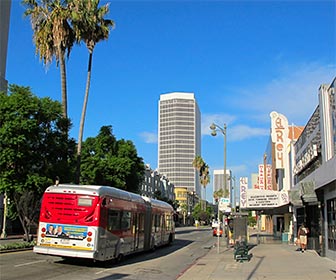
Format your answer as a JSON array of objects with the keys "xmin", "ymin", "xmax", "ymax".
[{"xmin": 297, "ymin": 223, "xmax": 309, "ymax": 252}]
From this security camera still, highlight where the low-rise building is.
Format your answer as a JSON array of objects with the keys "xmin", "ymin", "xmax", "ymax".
[{"xmin": 140, "ymin": 164, "xmax": 175, "ymax": 202}]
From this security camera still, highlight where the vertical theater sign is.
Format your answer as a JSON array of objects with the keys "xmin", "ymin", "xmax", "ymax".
[{"xmin": 270, "ymin": 111, "xmax": 290, "ymax": 191}]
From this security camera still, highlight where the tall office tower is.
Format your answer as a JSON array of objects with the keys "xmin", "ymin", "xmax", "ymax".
[
  {"xmin": 158, "ymin": 92, "xmax": 201, "ymax": 197},
  {"xmin": 213, "ymin": 169, "xmax": 231, "ymax": 203},
  {"xmin": 0, "ymin": 0, "xmax": 11, "ymax": 92},
  {"xmin": 0, "ymin": 0, "xmax": 11, "ymax": 237}
]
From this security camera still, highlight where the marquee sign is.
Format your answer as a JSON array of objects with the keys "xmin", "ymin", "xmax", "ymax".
[{"xmin": 241, "ymin": 189, "xmax": 289, "ymax": 209}]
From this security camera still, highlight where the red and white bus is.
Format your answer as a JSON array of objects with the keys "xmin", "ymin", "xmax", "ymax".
[{"xmin": 33, "ymin": 184, "xmax": 175, "ymax": 261}]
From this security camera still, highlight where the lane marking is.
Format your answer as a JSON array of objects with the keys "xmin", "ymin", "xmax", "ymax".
[{"xmin": 14, "ymin": 260, "xmax": 46, "ymax": 267}]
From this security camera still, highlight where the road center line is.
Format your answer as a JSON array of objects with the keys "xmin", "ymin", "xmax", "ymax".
[{"xmin": 14, "ymin": 260, "xmax": 46, "ymax": 267}]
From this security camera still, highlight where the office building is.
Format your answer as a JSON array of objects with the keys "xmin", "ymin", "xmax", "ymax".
[
  {"xmin": 0, "ymin": 0, "xmax": 11, "ymax": 238},
  {"xmin": 158, "ymin": 92, "xmax": 201, "ymax": 198},
  {"xmin": 213, "ymin": 169, "xmax": 232, "ymax": 203},
  {"xmin": 0, "ymin": 0, "xmax": 11, "ymax": 92}
]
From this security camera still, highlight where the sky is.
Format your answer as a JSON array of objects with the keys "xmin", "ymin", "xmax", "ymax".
[{"xmin": 5, "ymin": 0, "xmax": 336, "ymax": 202}]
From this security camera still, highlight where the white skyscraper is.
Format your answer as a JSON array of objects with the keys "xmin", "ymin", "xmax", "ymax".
[
  {"xmin": 213, "ymin": 169, "xmax": 231, "ymax": 203},
  {"xmin": 0, "ymin": 0, "xmax": 11, "ymax": 92},
  {"xmin": 158, "ymin": 92, "xmax": 201, "ymax": 196}
]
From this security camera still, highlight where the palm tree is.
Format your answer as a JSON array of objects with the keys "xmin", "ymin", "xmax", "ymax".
[
  {"xmin": 192, "ymin": 156, "xmax": 210, "ymax": 210},
  {"xmin": 213, "ymin": 188, "xmax": 225, "ymax": 203},
  {"xmin": 200, "ymin": 163, "xmax": 210, "ymax": 210},
  {"xmin": 23, "ymin": 0, "xmax": 74, "ymax": 118},
  {"xmin": 70, "ymin": 0, "xmax": 115, "ymax": 183},
  {"xmin": 192, "ymin": 155, "xmax": 204, "ymax": 172}
]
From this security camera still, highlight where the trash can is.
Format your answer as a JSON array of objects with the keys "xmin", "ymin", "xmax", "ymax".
[{"xmin": 282, "ymin": 232, "xmax": 289, "ymax": 242}]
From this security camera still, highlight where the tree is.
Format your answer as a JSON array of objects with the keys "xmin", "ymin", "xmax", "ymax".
[
  {"xmin": 80, "ymin": 126, "xmax": 145, "ymax": 193},
  {"xmin": 213, "ymin": 188, "xmax": 225, "ymax": 202},
  {"xmin": 200, "ymin": 163, "xmax": 210, "ymax": 208},
  {"xmin": 192, "ymin": 155, "xmax": 204, "ymax": 172},
  {"xmin": 23, "ymin": 0, "xmax": 75, "ymax": 118},
  {"xmin": 179, "ymin": 202, "xmax": 188, "ymax": 225},
  {"xmin": 192, "ymin": 202, "xmax": 213, "ymax": 223},
  {"xmin": 192, "ymin": 155, "xmax": 210, "ymax": 210},
  {"xmin": 0, "ymin": 85, "xmax": 75, "ymax": 240},
  {"xmin": 70, "ymin": 0, "xmax": 115, "ymax": 183}
]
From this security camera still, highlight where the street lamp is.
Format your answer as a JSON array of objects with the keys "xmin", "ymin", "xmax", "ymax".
[
  {"xmin": 209, "ymin": 123, "xmax": 227, "ymax": 196},
  {"xmin": 210, "ymin": 123, "xmax": 229, "ymax": 247}
]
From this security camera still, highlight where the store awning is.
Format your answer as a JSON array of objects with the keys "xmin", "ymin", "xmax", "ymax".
[
  {"xmin": 288, "ymin": 189, "xmax": 303, "ymax": 206},
  {"xmin": 300, "ymin": 181, "xmax": 318, "ymax": 204}
]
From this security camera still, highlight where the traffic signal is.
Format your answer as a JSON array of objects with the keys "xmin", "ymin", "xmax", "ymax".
[{"xmin": 235, "ymin": 205, "xmax": 240, "ymax": 212}]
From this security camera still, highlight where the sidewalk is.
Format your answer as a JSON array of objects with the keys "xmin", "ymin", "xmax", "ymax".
[{"xmin": 177, "ymin": 237, "xmax": 336, "ymax": 280}]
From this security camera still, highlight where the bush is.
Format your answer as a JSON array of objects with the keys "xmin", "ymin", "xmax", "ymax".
[{"xmin": 0, "ymin": 241, "xmax": 35, "ymax": 251}]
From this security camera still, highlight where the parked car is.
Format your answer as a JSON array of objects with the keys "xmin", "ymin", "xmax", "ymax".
[{"xmin": 213, "ymin": 226, "xmax": 223, "ymax": 237}]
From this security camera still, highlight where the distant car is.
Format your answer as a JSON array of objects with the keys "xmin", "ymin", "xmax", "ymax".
[
  {"xmin": 211, "ymin": 220, "xmax": 220, "ymax": 229},
  {"xmin": 213, "ymin": 226, "xmax": 223, "ymax": 237}
]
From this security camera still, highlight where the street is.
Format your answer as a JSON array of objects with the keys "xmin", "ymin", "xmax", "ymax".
[{"xmin": 0, "ymin": 227, "xmax": 214, "ymax": 280}]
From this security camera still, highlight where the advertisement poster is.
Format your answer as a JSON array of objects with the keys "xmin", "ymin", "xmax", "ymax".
[{"xmin": 45, "ymin": 224, "xmax": 88, "ymax": 240}]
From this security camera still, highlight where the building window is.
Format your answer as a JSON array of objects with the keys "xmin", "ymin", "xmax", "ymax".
[{"xmin": 327, "ymin": 198, "xmax": 336, "ymax": 251}]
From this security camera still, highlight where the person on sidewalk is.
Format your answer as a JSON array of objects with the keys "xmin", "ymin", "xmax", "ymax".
[{"xmin": 298, "ymin": 223, "xmax": 309, "ymax": 252}]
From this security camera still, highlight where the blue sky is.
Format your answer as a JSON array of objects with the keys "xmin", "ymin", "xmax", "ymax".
[{"xmin": 6, "ymin": 0, "xmax": 336, "ymax": 201}]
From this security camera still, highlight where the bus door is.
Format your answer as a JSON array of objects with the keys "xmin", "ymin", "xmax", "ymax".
[
  {"xmin": 161, "ymin": 215, "xmax": 165, "ymax": 243},
  {"xmin": 143, "ymin": 206, "xmax": 152, "ymax": 250},
  {"xmin": 132, "ymin": 213, "xmax": 139, "ymax": 250}
]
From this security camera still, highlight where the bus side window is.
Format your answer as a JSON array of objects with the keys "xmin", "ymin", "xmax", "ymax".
[
  {"xmin": 153, "ymin": 214, "xmax": 160, "ymax": 232},
  {"xmin": 121, "ymin": 211, "xmax": 131, "ymax": 230},
  {"xmin": 139, "ymin": 213, "xmax": 145, "ymax": 232},
  {"xmin": 166, "ymin": 214, "xmax": 172, "ymax": 230},
  {"xmin": 108, "ymin": 209, "xmax": 120, "ymax": 231}
]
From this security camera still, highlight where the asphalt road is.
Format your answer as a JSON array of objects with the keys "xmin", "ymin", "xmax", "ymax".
[{"xmin": 0, "ymin": 227, "xmax": 215, "ymax": 280}]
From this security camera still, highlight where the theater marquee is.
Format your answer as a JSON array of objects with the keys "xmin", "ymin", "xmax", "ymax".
[{"xmin": 241, "ymin": 189, "xmax": 289, "ymax": 209}]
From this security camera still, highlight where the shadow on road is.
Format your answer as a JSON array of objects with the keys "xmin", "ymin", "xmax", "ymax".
[{"xmin": 57, "ymin": 238, "xmax": 194, "ymax": 268}]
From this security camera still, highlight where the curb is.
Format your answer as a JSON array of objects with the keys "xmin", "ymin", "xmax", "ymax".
[{"xmin": 0, "ymin": 247, "xmax": 33, "ymax": 254}]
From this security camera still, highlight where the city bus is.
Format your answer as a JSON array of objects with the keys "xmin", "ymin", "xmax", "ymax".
[{"xmin": 33, "ymin": 184, "xmax": 175, "ymax": 262}]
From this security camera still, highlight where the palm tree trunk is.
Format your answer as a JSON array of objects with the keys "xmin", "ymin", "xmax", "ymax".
[
  {"xmin": 76, "ymin": 51, "xmax": 93, "ymax": 183},
  {"xmin": 59, "ymin": 46, "xmax": 68, "ymax": 119},
  {"xmin": 204, "ymin": 187, "xmax": 206, "ymax": 211}
]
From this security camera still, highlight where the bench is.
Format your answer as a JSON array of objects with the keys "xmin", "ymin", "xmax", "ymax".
[{"xmin": 233, "ymin": 240, "xmax": 252, "ymax": 262}]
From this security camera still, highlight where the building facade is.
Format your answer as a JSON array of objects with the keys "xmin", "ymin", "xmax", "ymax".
[
  {"xmin": 212, "ymin": 169, "xmax": 232, "ymax": 203},
  {"xmin": 140, "ymin": 165, "xmax": 175, "ymax": 202},
  {"xmin": 255, "ymin": 115, "xmax": 304, "ymax": 239},
  {"xmin": 0, "ymin": 0, "xmax": 11, "ymax": 237},
  {"xmin": 0, "ymin": 0, "xmax": 11, "ymax": 92},
  {"xmin": 258, "ymin": 78, "xmax": 336, "ymax": 260},
  {"xmin": 291, "ymin": 78, "xmax": 336, "ymax": 260},
  {"xmin": 158, "ymin": 92, "xmax": 201, "ymax": 197}
]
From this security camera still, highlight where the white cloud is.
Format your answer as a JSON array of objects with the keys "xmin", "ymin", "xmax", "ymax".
[
  {"xmin": 139, "ymin": 132, "xmax": 157, "ymax": 143},
  {"xmin": 202, "ymin": 114, "xmax": 269, "ymax": 141},
  {"xmin": 201, "ymin": 113, "xmax": 236, "ymax": 135},
  {"xmin": 232, "ymin": 62, "xmax": 335, "ymax": 125},
  {"xmin": 229, "ymin": 125, "xmax": 269, "ymax": 141}
]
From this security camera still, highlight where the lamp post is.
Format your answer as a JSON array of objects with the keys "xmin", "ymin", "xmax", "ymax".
[
  {"xmin": 210, "ymin": 123, "xmax": 229, "ymax": 247},
  {"xmin": 210, "ymin": 123, "xmax": 227, "ymax": 194},
  {"xmin": 231, "ymin": 176, "xmax": 236, "ymax": 211}
]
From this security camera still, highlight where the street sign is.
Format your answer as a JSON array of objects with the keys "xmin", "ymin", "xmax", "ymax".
[{"xmin": 218, "ymin": 197, "xmax": 230, "ymax": 212}]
